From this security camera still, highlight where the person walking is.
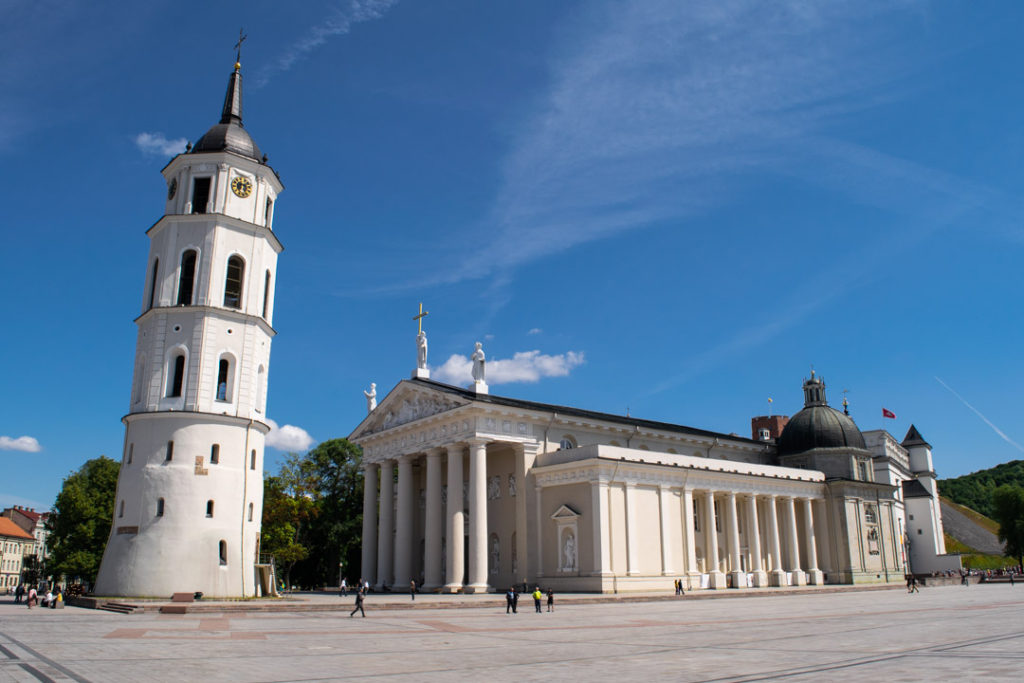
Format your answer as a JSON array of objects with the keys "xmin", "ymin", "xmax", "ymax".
[
  {"xmin": 340, "ymin": 578, "xmax": 347, "ymax": 597},
  {"xmin": 546, "ymin": 588, "xmax": 554, "ymax": 612},
  {"xmin": 506, "ymin": 587, "xmax": 516, "ymax": 614},
  {"xmin": 14, "ymin": 584, "xmax": 23, "ymax": 604},
  {"xmin": 532, "ymin": 587, "xmax": 543, "ymax": 613},
  {"xmin": 350, "ymin": 589, "xmax": 366, "ymax": 618},
  {"xmin": 410, "ymin": 580, "xmax": 416, "ymax": 601},
  {"xmin": 26, "ymin": 586, "xmax": 37, "ymax": 610}
]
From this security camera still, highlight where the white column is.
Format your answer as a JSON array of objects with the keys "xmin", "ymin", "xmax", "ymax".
[
  {"xmin": 704, "ymin": 490, "xmax": 726, "ymax": 588},
  {"xmin": 803, "ymin": 498, "xmax": 823, "ymax": 585},
  {"xmin": 514, "ymin": 443, "xmax": 538, "ymax": 586},
  {"xmin": 393, "ymin": 454, "xmax": 415, "ymax": 589},
  {"xmin": 658, "ymin": 485, "xmax": 675, "ymax": 576},
  {"xmin": 683, "ymin": 487, "xmax": 700, "ymax": 589},
  {"xmin": 767, "ymin": 494, "xmax": 786, "ymax": 586},
  {"xmin": 465, "ymin": 438, "xmax": 490, "ymax": 593},
  {"xmin": 625, "ymin": 483, "xmax": 639, "ymax": 576},
  {"xmin": 535, "ymin": 484, "xmax": 545, "ymax": 578},
  {"xmin": 423, "ymin": 448, "xmax": 444, "ymax": 589},
  {"xmin": 376, "ymin": 459, "xmax": 395, "ymax": 589},
  {"xmin": 591, "ymin": 480, "xmax": 611, "ymax": 579},
  {"xmin": 746, "ymin": 494, "xmax": 768, "ymax": 587},
  {"xmin": 785, "ymin": 496, "xmax": 806, "ymax": 586},
  {"xmin": 726, "ymin": 492, "xmax": 743, "ymax": 588},
  {"xmin": 443, "ymin": 444, "xmax": 464, "ymax": 592},
  {"xmin": 360, "ymin": 463, "xmax": 378, "ymax": 587}
]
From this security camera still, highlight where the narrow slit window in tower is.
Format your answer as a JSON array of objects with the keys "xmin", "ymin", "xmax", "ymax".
[
  {"xmin": 191, "ymin": 177, "xmax": 211, "ymax": 214},
  {"xmin": 148, "ymin": 258, "xmax": 160, "ymax": 310},
  {"xmin": 262, "ymin": 270, "xmax": 271, "ymax": 318},
  {"xmin": 156, "ymin": 498, "xmax": 165, "ymax": 517},
  {"xmin": 219, "ymin": 540, "xmax": 228, "ymax": 565},
  {"xmin": 250, "ymin": 449, "xmax": 256, "ymax": 470},
  {"xmin": 265, "ymin": 198, "xmax": 273, "ymax": 225},
  {"xmin": 210, "ymin": 444, "xmax": 220, "ymax": 465},
  {"xmin": 168, "ymin": 354, "xmax": 185, "ymax": 397},
  {"xmin": 165, "ymin": 441, "xmax": 174, "ymax": 462},
  {"xmin": 126, "ymin": 443, "xmax": 134, "ymax": 465},
  {"xmin": 224, "ymin": 256, "xmax": 245, "ymax": 309},
  {"xmin": 248, "ymin": 502, "xmax": 254, "ymax": 522},
  {"xmin": 118, "ymin": 500, "xmax": 125, "ymax": 518},
  {"xmin": 176, "ymin": 249, "xmax": 197, "ymax": 305},
  {"xmin": 206, "ymin": 500, "xmax": 214, "ymax": 518}
]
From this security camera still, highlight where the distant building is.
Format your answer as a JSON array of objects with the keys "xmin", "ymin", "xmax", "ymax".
[
  {"xmin": 2, "ymin": 506, "xmax": 51, "ymax": 560},
  {"xmin": 0, "ymin": 517, "xmax": 33, "ymax": 591}
]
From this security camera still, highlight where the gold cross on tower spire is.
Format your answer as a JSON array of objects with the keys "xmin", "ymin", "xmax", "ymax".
[{"xmin": 413, "ymin": 302, "xmax": 429, "ymax": 334}]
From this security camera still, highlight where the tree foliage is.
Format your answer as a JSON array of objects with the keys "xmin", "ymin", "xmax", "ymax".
[
  {"xmin": 46, "ymin": 456, "xmax": 120, "ymax": 584},
  {"xmin": 939, "ymin": 460, "xmax": 1024, "ymax": 519},
  {"xmin": 261, "ymin": 439, "xmax": 364, "ymax": 588},
  {"xmin": 991, "ymin": 485, "xmax": 1024, "ymax": 567}
]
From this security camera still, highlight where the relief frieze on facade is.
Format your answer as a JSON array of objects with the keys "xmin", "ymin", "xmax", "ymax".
[{"xmin": 363, "ymin": 392, "xmax": 464, "ymax": 436}]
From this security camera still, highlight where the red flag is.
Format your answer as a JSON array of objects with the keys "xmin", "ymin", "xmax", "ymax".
[{"xmin": 882, "ymin": 408, "xmax": 896, "ymax": 419}]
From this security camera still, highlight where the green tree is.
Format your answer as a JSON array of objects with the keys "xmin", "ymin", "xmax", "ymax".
[
  {"xmin": 46, "ymin": 456, "xmax": 120, "ymax": 585},
  {"xmin": 260, "ymin": 474, "xmax": 315, "ymax": 590},
  {"xmin": 267, "ymin": 439, "xmax": 364, "ymax": 588},
  {"xmin": 992, "ymin": 484, "xmax": 1024, "ymax": 568}
]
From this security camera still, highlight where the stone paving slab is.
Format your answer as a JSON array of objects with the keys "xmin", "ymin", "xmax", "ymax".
[{"xmin": 2, "ymin": 584, "xmax": 1022, "ymax": 681}]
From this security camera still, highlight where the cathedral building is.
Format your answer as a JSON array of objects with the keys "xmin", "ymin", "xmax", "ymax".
[
  {"xmin": 94, "ymin": 57, "xmax": 280, "ymax": 598},
  {"xmin": 351, "ymin": 367, "xmax": 959, "ymax": 592}
]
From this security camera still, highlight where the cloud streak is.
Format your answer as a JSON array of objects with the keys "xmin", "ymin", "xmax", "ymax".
[
  {"xmin": 433, "ymin": 349, "xmax": 584, "ymax": 386},
  {"xmin": 935, "ymin": 377, "xmax": 1024, "ymax": 453},
  {"xmin": 256, "ymin": 0, "xmax": 399, "ymax": 87},
  {"xmin": 134, "ymin": 132, "xmax": 187, "ymax": 157},
  {"xmin": 0, "ymin": 435, "xmax": 42, "ymax": 452},
  {"xmin": 265, "ymin": 419, "xmax": 316, "ymax": 452}
]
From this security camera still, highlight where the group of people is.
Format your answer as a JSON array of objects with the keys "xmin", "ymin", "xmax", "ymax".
[
  {"xmin": 674, "ymin": 579, "xmax": 686, "ymax": 596},
  {"xmin": 12, "ymin": 584, "xmax": 63, "ymax": 609},
  {"xmin": 505, "ymin": 586, "xmax": 553, "ymax": 614}
]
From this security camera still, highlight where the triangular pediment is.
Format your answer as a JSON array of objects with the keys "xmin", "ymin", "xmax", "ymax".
[
  {"xmin": 350, "ymin": 380, "xmax": 468, "ymax": 439},
  {"xmin": 551, "ymin": 504, "xmax": 580, "ymax": 520}
]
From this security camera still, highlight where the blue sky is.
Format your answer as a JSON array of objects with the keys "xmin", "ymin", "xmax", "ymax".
[{"xmin": 2, "ymin": 0, "xmax": 1023, "ymax": 511}]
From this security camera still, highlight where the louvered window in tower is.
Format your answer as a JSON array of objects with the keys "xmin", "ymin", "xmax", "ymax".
[{"xmin": 177, "ymin": 250, "xmax": 197, "ymax": 305}]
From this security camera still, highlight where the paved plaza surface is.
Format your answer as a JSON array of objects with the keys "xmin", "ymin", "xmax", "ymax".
[{"xmin": 1, "ymin": 584, "xmax": 1022, "ymax": 682}]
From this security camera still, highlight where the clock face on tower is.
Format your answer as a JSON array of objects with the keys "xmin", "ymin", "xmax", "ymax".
[{"xmin": 231, "ymin": 175, "xmax": 253, "ymax": 198}]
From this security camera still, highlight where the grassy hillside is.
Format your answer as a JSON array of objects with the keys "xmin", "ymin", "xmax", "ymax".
[
  {"xmin": 938, "ymin": 459, "xmax": 1024, "ymax": 519},
  {"xmin": 941, "ymin": 496, "xmax": 1000, "ymax": 534},
  {"xmin": 944, "ymin": 534, "xmax": 1008, "ymax": 571}
]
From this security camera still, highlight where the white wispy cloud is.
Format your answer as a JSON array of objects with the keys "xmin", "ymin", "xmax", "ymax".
[
  {"xmin": 265, "ymin": 419, "xmax": 316, "ymax": 452},
  {"xmin": 134, "ymin": 132, "xmax": 187, "ymax": 157},
  {"xmin": 256, "ymin": 0, "xmax": 399, "ymax": 87},
  {"xmin": 0, "ymin": 435, "xmax": 42, "ymax": 453},
  {"xmin": 935, "ymin": 377, "xmax": 1024, "ymax": 453},
  {"xmin": 527, "ymin": 328, "xmax": 543, "ymax": 335},
  {"xmin": 433, "ymin": 350, "xmax": 584, "ymax": 386}
]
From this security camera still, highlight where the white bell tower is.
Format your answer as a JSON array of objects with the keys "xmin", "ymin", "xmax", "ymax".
[{"xmin": 95, "ymin": 55, "xmax": 283, "ymax": 598}]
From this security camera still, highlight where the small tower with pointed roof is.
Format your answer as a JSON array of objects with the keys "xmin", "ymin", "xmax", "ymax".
[{"xmin": 95, "ymin": 52, "xmax": 282, "ymax": 598}]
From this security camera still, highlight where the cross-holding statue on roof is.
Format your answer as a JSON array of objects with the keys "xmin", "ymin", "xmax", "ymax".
[{"xmin": 413, "ymin": 302, "xmax": 430, "ymax": 378}]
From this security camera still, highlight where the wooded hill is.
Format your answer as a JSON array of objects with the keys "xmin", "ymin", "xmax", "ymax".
[{"xmin": 939, "ymin": 459, "xmax": 1024, "ymax": 519}]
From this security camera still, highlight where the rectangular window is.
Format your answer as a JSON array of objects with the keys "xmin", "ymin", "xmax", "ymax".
[
  {"xmin": 265, "ymin": 198, "xmax": 273, "ymax": 225},
  {"xmin": 166, "ymin": 440, "xmax": 174, "ymax": 462},
  {"xmin": 191, "ymin": 177, "xmax": 211, "ymax": 214},
  {"xmin": 210, "ymin": 444, "xmax": 220, "ymax": 465},
  {"xmin": 216, "ymin": 359, "xmax": 230, "ymax": 401}
]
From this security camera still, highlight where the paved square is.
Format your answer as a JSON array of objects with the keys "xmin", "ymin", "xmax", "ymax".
[{"xmin": 1, "ymin": 585, "xmax": 1022, "ymax": 682}]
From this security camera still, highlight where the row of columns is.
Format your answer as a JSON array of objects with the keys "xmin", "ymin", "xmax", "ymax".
[
  {"xmin": 589, "ymin": 482, "xmax": 823, "ymax": 588},
  {"xmin": 362, "ymin": 439, "xmax": 529, "ymax": 593}
]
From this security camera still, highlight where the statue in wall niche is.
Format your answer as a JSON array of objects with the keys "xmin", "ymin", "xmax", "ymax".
[
  {"xmin": 417, "ymin": 331, "xmax": 428, "ymax": 369},
  {"xmin": 490, "ymin": 536, "xmax": 499, "ymax": 575},
  {"xmin": 441, "ymin": 485, "xmax": 447, "ymax": 507},
  {"xmin": 511, "ymin": 537, "xmax": 518, "ymax": 576},
  {"xmin": 508, "ymin": 474, "xmax": 517, "ymax": 497},
  {"xmin": 562, "ymin": 531, "xmax": 577, "ymax": 572},
  {"xmin": 363, "ymin": 382, "xmax": 377, "ymax": 413},
  {"xmin": 471, "ymin": 342, "xmax": 486, "ymax": 382},
  {"xmin": 487, "ymin": 475, "xmax": 501, "ymax": 500}
]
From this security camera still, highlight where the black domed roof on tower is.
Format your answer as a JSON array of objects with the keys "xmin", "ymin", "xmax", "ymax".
[
  {"xmin": 192, "ymin": 64, "xmax": 263, "ymax": 161},
  {"xmin": 777, "ymin": 371, "xmax": 867, "ymax": 456}
]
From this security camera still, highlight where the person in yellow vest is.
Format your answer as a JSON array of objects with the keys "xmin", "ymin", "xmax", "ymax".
[{"xmin": 532, "ymin": 587, "xmax": 543, "ymax": 613}]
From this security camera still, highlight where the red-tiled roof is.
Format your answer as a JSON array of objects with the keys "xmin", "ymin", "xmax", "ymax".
[{"xmin": 0, "ymin": 517, "xmax": 33, "ymax": 540}]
